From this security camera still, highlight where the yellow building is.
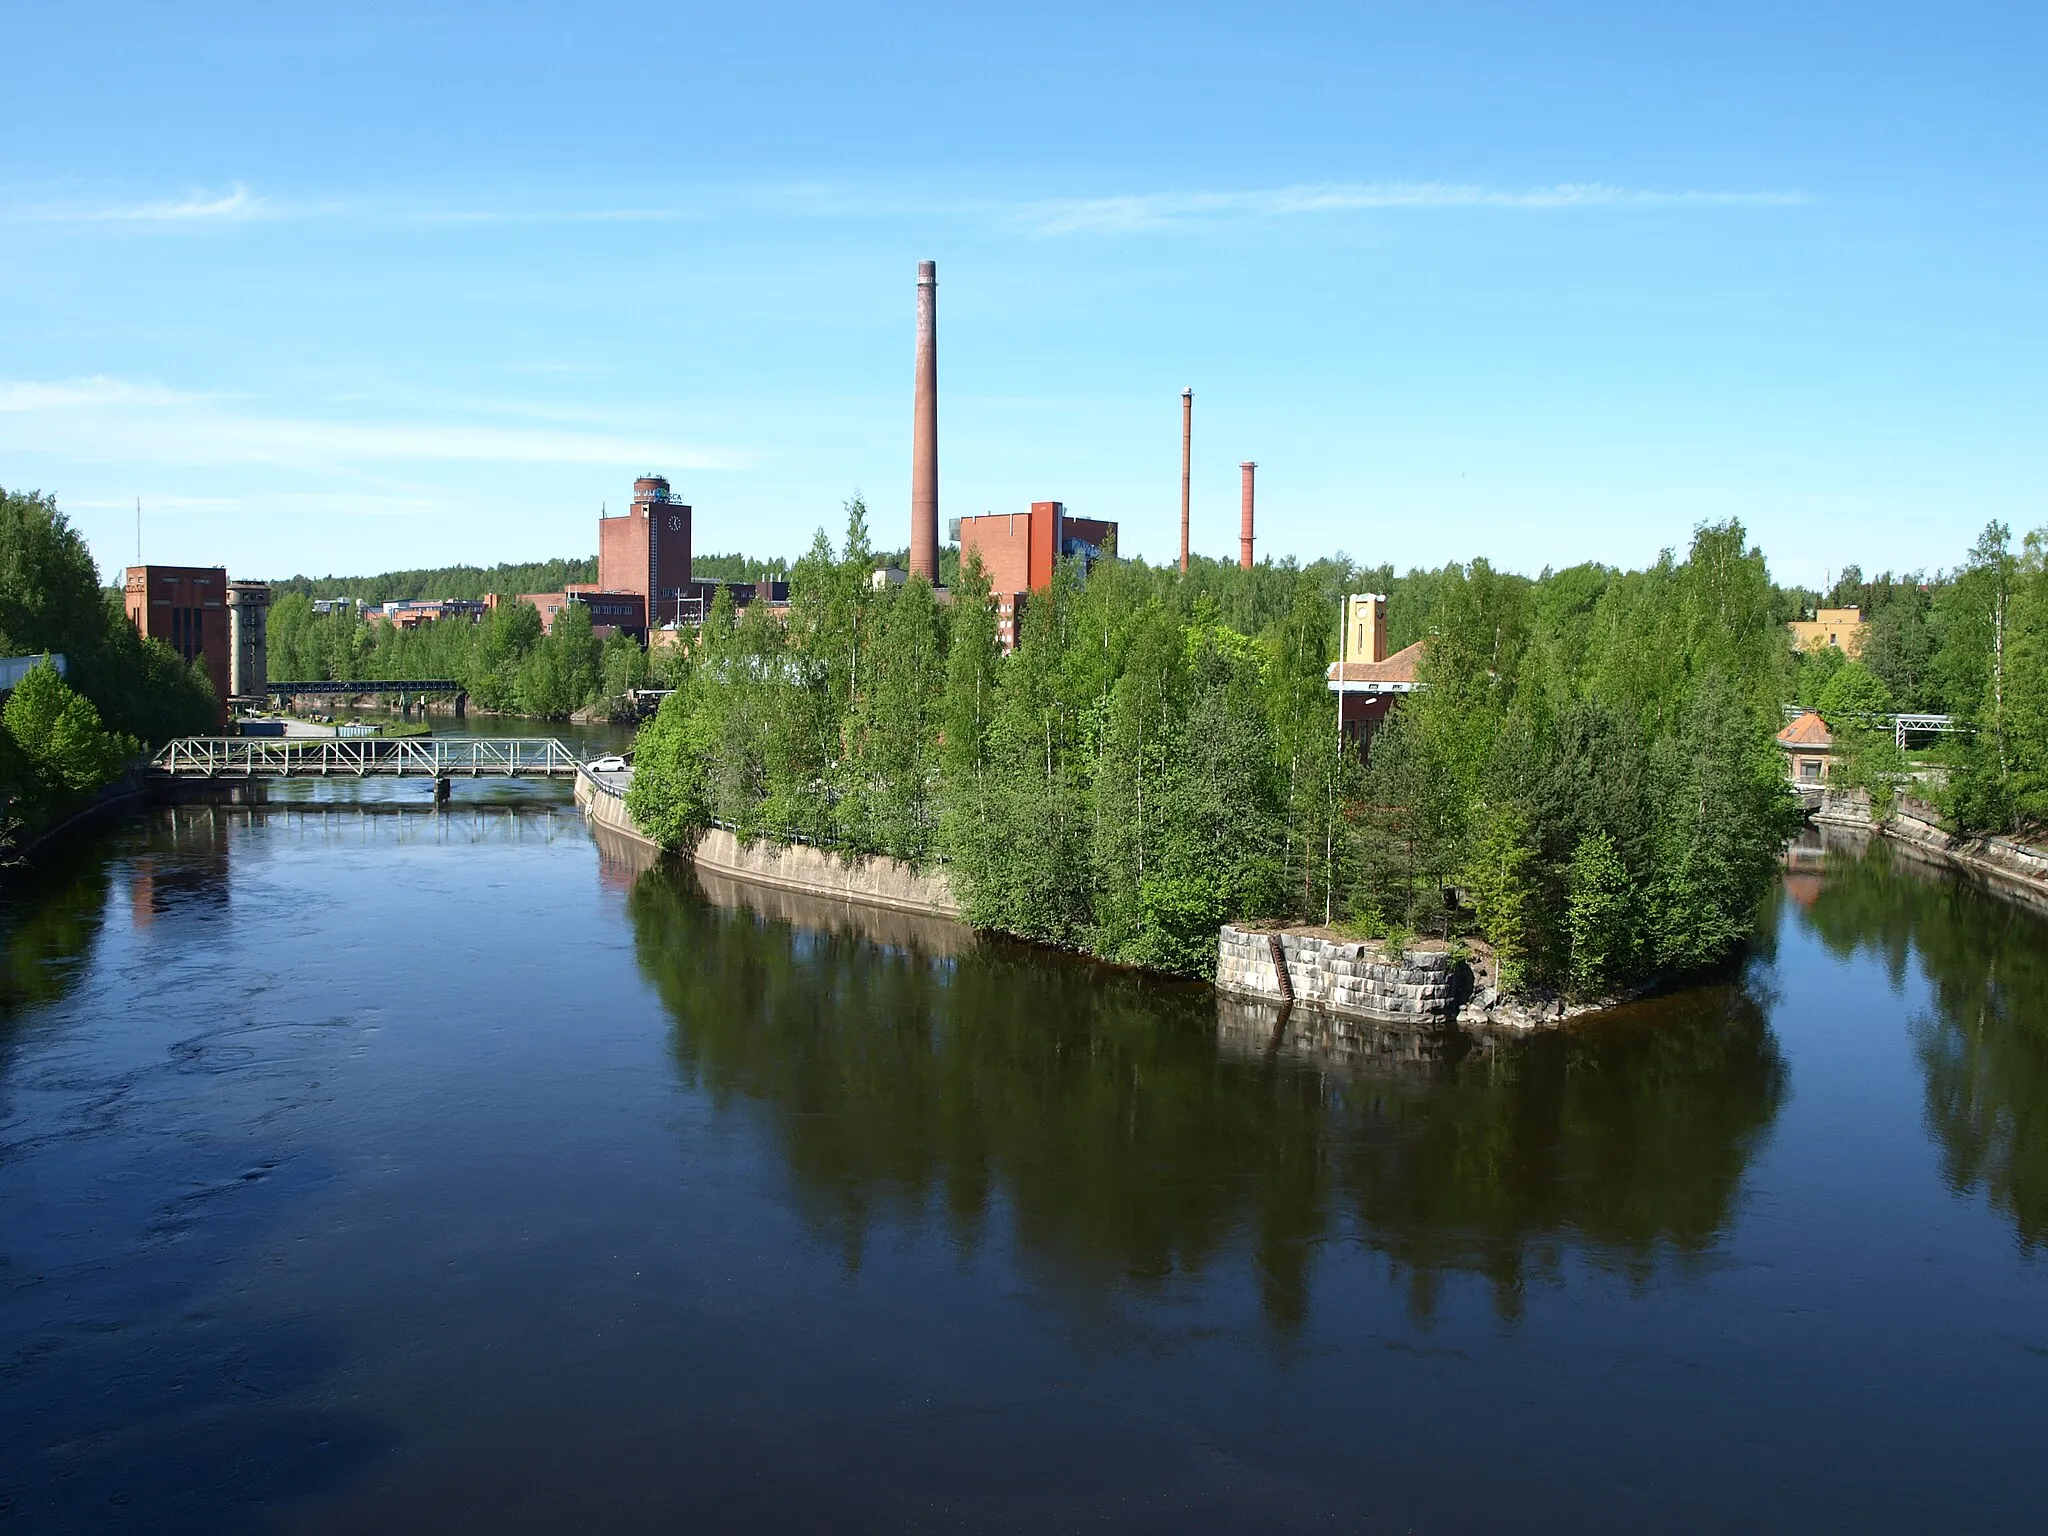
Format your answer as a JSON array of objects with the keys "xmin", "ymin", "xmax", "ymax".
[{"xmin": 1788, "ymin": 607, "xmax": 1866, "ymax": 658}]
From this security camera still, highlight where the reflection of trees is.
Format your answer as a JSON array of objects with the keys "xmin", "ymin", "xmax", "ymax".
[
  {"xmin": 629, "ymin": 859, "xmax": 1786, "ymax": 1330},
  {"xmin": 1334, "ymin": 986, "xmax": 1785, "ymax": 1320},
  {"xmin": 3, "ymin": 807, "xmax": 232, "ymax": 1020},
  {"xmin": 0, "ymin": 855, "xmax": 110, "ymax": 1013},
  {"xmin": 1797, "ymin": 836, "xmax": 2048, "ymax": 1250}
]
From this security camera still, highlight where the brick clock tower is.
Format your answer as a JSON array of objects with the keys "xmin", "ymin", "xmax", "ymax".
[{"xmin": 599, "ymin": 475, "xmax": 692, "ymax": 623}]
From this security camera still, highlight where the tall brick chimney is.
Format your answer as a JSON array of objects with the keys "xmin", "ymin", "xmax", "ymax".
[
  {"xmin": 910, "ymin": 260, "xmax": 939, "ymax": 584},
  {"xmin": 1239, "ymin": 461, "xmax": 1256, "ymax": 571},
  {"xmin": 1179, "ymin": 389, "xmax": 1193, "ymax": 574}
]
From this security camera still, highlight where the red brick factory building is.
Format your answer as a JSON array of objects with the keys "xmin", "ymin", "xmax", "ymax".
[
  {"xmin": 123, "ymin": 565, "xmax": 235, "ymax": 724},
  {"xmin": 952, "ymin": 503, "xmax": 1117, "ymax": 651},
  {"xmin": 524, "ymin": 475, "xmax": 787, "ymax": 639}
]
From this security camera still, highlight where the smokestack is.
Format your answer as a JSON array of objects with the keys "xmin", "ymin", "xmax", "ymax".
[
  {"xmin": 1179, "ymin": 390, "xmax": 1193, "ymax": 574},
  {"xmin": 910, "ymin": 260, "xmax": 939, "ymax": 584},
  {"xmin": 1239, "ymin": 461, "xmax": 1256, "ymax": 571}
]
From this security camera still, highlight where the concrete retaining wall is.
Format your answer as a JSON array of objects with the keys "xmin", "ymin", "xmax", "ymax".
[
  {"xmin": 1216, "ymin": 924, "xmax": 1466, "ymax": 1023},
  {"xmin": 575, "ymin": 771, "xmax": 964, "ymax": 921},
  {"xmin": 1814, "ymin": 787, "xmax": 1876, "ymax": 828},
  {"xmin": 1882, "ymin": 798, "xmax": 2048, "ymax": 912},
  {"xmin": 1812, "ymin": 788, "xmax": 2048, "ymax": 909}
]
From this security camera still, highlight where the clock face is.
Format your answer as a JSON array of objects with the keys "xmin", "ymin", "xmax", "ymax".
[{"xmin": 668, "ymin": 515, "xmax": 684, "ymax": 532}]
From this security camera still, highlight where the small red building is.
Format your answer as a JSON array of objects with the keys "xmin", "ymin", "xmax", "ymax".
[
  {"xmin": 1326, "ymin": 593, "xmax": 1424, "ymax": 755},
  {"xmin": 1777, "ymin": 710, "xmax": 1835, "ymax": 786}
]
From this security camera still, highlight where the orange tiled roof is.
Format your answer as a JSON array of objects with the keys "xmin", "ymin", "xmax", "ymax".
[
  {"xmin": 1327, "ymin": 638, "xmax": 1426, "ymax": 685},
  {"xmin": 1776, "ymin": 710, "xmax": 1833, "ymax": 748}
]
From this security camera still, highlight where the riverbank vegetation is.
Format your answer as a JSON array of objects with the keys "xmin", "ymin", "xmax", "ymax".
[
  {"xmin": 2, "ymin": 488, "xmax": 216, "ymax": 857},
  {"xmin": 1785, "ymin": 523, "xmax": 2048, "ymax": 837},
  {"xmin": 628, "ymin": 503, "xmax": 1802, "ymax": 996}
]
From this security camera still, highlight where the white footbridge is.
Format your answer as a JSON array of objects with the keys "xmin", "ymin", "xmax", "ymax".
[{"xmin": 150, "ymin": 737, "xmax": 586, "ymax": 780}]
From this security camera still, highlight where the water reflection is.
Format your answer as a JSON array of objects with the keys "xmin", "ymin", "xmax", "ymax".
[
  {"xmin": 1795, "ymin": 827, "xmax": 2048, "ymax": 1250},
  {"xmin": 627, "ymin": 857, "xmax": 1788, "ymax": 1329},
  {"xmin": 0, "ymin": 846, "xmax": 111, "ymax": 1013}
]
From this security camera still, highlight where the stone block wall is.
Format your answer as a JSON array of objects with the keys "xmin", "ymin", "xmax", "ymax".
[
  {"xmin": 1215, "ymin": 993, "xmax": 1491, "ymax": 1075},
  {"xmin": 1215, "ymin": 925, "xmax": 1467, "ymax": 1024},
  {"xmin": 576, "ymin": 769, "xmax": 964, "ymax": 920}
]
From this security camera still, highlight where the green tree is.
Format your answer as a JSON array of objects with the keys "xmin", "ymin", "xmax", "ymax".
[
  {"xmin": 1566, "ymin": 830, "xmax": 1634, "ymax": 993},
  {"xmin": 1, "ymin": 487, "xmax": 214, "ymax": 746},
  {"xmin": 1463, "ymin": 804, "xmax": 1538, "ymax": 992},
  {"xmin": 626, "ymin": 690, "xmax": 713, "ymax": 846},
  {"xmin": 840, "ymin": 574, "xmax": 943, "ymax": 860},
  {"xmin": 2, "ymin": 658, "xmax": 131, "ymax": 807},
  {"xmin": 1933, "ymin": 523, "xmax": 2018, "ymax": 830},
  {"xmin": 938, "ymin": 552, "xmax": 1001, "ymax": 856},
  {"xmin": 1815, "ymin": 660, "xmax": 1892, "ymax": 725}
]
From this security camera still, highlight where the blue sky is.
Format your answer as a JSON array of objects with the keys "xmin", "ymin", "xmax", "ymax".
[{"xmin": 3, "ymin": 2, "xmax": 2040, "ymax": 587}]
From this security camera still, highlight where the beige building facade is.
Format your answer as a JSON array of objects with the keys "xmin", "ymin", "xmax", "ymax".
[{"xmin": 1788, "ymin": 607, "xmax": 1867, "ymax": 658}]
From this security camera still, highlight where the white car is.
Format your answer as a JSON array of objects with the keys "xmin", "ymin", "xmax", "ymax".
[{"xmin": 586, "ymin": 754, "xmax": 629, "ymax": 773}]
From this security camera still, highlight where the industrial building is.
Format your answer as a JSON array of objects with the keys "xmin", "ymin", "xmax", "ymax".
[
  {"xmin": 600, "ymin": 476, "xmax": 696, "ymax": 625},
  {"xmin": 226, "ymin": 582, "xmax": 271, "ymax": 701},
  {"xmin": 378, "ymin": 598, "xmax": 488, "ymax": 629},
  {"xmin": 123, "ymin": 565, "xmax": 232, "ymax": 723},
  {"xmin": 518, "ymin": 586, "xmax": 648, "ymax": 638},
  {"xmin": 953, "ymin": 502, "xmax": 1118, "ymax": 652},
  {"xmin": 1776, "ymin": 709, "xmax": 1837, "ymax": 785},
  {"xmin": 522, "ymin": 474, "xmax": 790, "ymax": 640}
]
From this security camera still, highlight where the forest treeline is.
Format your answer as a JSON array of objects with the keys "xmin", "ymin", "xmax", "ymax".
[
  {"xmin": 258, "ymin": 546, "xmax": 945, "ymax": 719},
  {"xmin": 265, "ymin": 589, "xmax": 650, "ymax": 718},
  {"xmin": 627, "ymin": 502, "xmax": 1803, "ymax": 994},
  {"xmin": 2, "ymin": 489, "xmax": 217, "ymax": 853},
  {"xmin": 280, "ymin": 516, "xmax": 2048, "ymax": 844},
  {"xmin": 274, "ymin": 558, "xmax": 597, "ymax": 604}
]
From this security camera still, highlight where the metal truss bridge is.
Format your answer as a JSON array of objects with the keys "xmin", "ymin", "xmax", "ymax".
[
  {"xmin": 264, "ymin": 679, "xmax": 464, "ymax": 696},
  {"xmin": 1782, "ymin": 704, "xmax": 1966, "ymax": 750},
  {"xmin": 150, "ymin": 737, "xmax": 584, "ymax": 780}
]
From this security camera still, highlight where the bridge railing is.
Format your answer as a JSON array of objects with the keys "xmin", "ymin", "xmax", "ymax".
[
  {"xmin": 263, "ymin": 679, "xmax": 464, "ymax": 695},
  {"xmin": 151, "ymin": 737, "xmax": 583, "ymax": 778}
]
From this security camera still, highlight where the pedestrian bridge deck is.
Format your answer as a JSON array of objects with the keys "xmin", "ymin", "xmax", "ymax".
[{"xmin": 150, "ymin": 737, "xmax": 585, "ymax": 779}]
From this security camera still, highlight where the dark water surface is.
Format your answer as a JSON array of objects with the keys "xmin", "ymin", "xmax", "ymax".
[{"xmin": 3, "ymin": 797, "xmax": 2045, "ymax": 1533}]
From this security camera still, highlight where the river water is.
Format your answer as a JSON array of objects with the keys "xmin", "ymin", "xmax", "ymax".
[{"xmin": 2, "ymin": 784, "xmax": 2045, "ymax": 1533}]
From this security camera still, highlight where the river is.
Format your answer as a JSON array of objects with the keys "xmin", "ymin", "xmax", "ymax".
[{"xmin": 2, "ymin": 781, "xmax": 2044, "ymax": 1532}]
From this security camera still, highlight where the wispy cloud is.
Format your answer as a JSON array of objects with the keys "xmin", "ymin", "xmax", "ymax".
[
  {"xmin": 4, "ymin": 175, "xmax": 1809, "ymax": 238},
  {"xmin": 69, "ymin": 491, "xmax": 457, "ymax": 519},
  {"xmin": 405, "ymin": 182, "xmax": 900, "ymax": 227},
  {"xmin": 0, "ymin": 376, "xmax": 226, "ymax": 410},
  {"xmin": 0, "ymin": 375, "xmax": 745, "ymax": 472},
  {"xmin": 1020, "ymin": 181, "xmax": 1809, "ymax": 235},
  {"xmin": 6, "ymin": 182, "xmax": 282, "ymax": 225}
]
